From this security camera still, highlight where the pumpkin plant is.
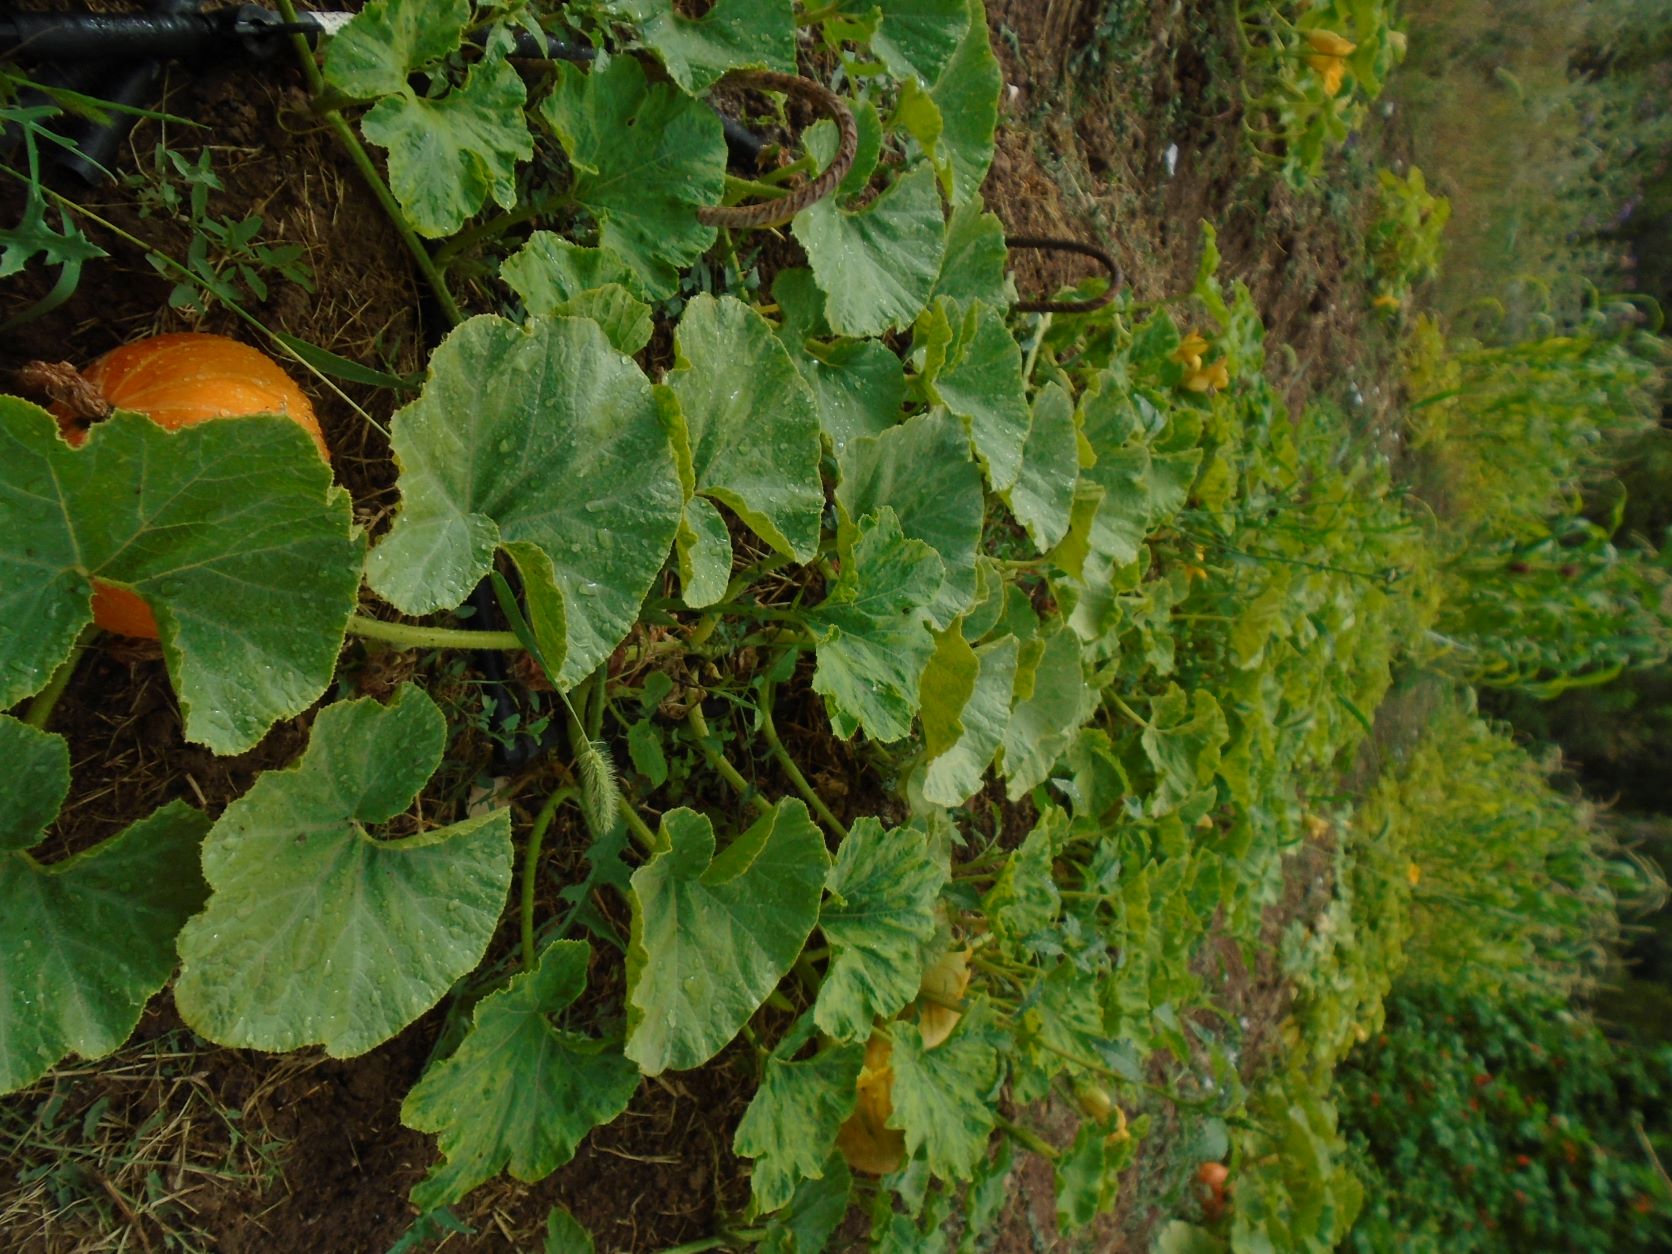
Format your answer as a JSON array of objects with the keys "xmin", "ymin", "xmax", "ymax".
[{"xmin": 0, "ymin": 2, "xmax": 1448, "ymax": 1249}]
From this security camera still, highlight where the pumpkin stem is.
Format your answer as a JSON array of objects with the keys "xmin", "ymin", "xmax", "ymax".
[{"xmin": 16, "ymin": 360, "xmax": 112, "ymax": 425}]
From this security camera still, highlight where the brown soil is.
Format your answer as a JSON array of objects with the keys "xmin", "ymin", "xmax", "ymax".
[{"xmin": 1, "ymin": 3, "xmax": 1406, "ymax": 1251}]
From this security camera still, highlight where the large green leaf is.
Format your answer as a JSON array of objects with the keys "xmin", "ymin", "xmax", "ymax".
[
  {"xmin": 401, "ymin": 940, "xmax": 640, "ymax": 1211},
  {"xmin": 365, "ymin": 315, "xmax": 682, "ymax": 688},
  {"xmin": 665, "ymin": 295, "xmax": 824, "ymax": 561},
  {"xmin": 813, "ymin": 819, "xmax": 949, "ymax": 1041},
  {"xmin": 1007, "ymin": 380, "xmax": 1079, "ymax": 552},
  {"xmin": 0, "ymin": 396, "xmax": 360, "ymax": 755},
  {"xmin": 773, "ymin": 268, "xmax": 906, "ymax": 454},
  {"xmin": 930, "ymin": 194, "xmax": 1011, "ymax": 307},
  {"xmin": 360, "ymin": 55, "xmax": 533, "ymax": 239},
  {"xmin": 325, "ymin": 0, "xmax": 531, "ymax": 238},
  {"xmin": 921, "ymin": 635, "xmax": 1018, "ymax": 805},
  {"xmin": 793, "ymin": 165, "xmax": 946, "ymax": 339},
  {"xmin": 617, "ymin": 0, "xmax": 796, "ymax": 93},
  {"xmin": 322, "ymin": 0, "xmax": 466, "ymax": 98},
  {"xmin": 917, "ymin": 297, "xmax": 1030, "ymax": 493},
  {"xmin": 500, "ymin": 233, "xmax": 651, "ymax": 355},
  {"xmin": 734, "ymin": 1041, "xmax": 865, "ymax": 1211},
  {"xmin": 541, "ymin": 57, "xmax": 726, "ymax": 298},
  {"xmin": 887, "ymin": 1013, "xmax": 1000, "ymax": 1180},
  {"xmin": 173, "ymin": 687, "xmax": 512, "ymax": 1057},
  {"xmin": 982, "ymin": 809, "xmax": 1063, "ymax": 941},
  {"xmin": 918, "ymin": 623, "xmax": 978, "ymax": 763},
  {"xmin": 1000, "ymin": 624, "xmax": 1094, "ymax": 800},
  {"xmin": 837, "ymin": 410, "xmax": 984, "ymax": 628},
  {"xmin": 0, "ymin": 717, "xmax": 208, "ymax": 1095},
  {"xmin": 927, "ymin": 0, "xmax": 1001, "ymax": 202},
  {"xmin": 675, "ymin": 494, "xmax": 734, "ymax": 608},
  {"xmin": 1068, "ymin": 385, "xmax": 1155, "ymax": 574},
  {"xmin": 806, "ymin": 104, "xmax": 885, "ymax": 202},
  {"xmin": 807, "ymin": 508, "xmax": 944, "ymax": 742},
  {"xmin": 758, "ymin": 1156, "xmax": 854, "ymax": 1253},
  {"xmin": 1140, "ymin": 685, "xmax": 1229, "ymax": 817},
  {"xmin": 626, "ymin": 801, "xmax": 828, "ymax": 1074},
  {"xmin": 833, "ymin": 0, "xmax": 970, "ymax": 84},
  {"xmin": 500, "ymin": 233, "xmax": 644, "ymax": 303}
]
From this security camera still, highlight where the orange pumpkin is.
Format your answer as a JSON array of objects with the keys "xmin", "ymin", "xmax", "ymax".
[{"xmin": 60, "ymin": 333, "xmax": 329, "ymax": 638}]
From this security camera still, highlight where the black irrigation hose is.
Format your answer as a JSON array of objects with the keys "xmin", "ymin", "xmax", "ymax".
[{"xmin": 1007, "ymin": 234, "xmax": 1124, "ymax": 314}]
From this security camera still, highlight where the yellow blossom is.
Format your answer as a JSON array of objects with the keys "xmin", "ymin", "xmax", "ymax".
[
  {"xmin": 1307, "ymin": 52, "xmax": 1349, "ymax": 96},
  {"xmin": 1172, "ymin": 331, "xmax": 1210, "ymax": 371},
  {"xmin": 1183, "ymin": 359, "xmax": 1230, "ymax": 393},
  {"xmin": 1305, "ymin": 29, "xmax": 1357, "ymax": 57},
  {"xmin": 1406, "ymin": 861, "xmax": 1422, "ymax": 887},
  {"xmin": 1373, "ymin": 292, "xmax": 1403, "ymax": 310}
]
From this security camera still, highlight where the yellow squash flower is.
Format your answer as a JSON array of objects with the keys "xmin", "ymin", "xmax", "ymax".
[
  {"xmin": 1183, "ymin": 359, "xmax": 1230, "ymax": 393},
  {"xmin": 1307, "ymin": 52, "xmax": 1349, "ymax": 96},
  {"xmin": 1172, "ymin": 331, "xmax": 1210, "ymax": 371},
  {"xmin": 1303, "ymin": 31, "xmax": 1355, "ymax": 98},
  {"xmin": 1406, "ymin": 861, "xmax": 1422, "ymax": 887},
  {"xmin": 1305, "ymin": 29, "xmax": 1357, "ymax": 58}
]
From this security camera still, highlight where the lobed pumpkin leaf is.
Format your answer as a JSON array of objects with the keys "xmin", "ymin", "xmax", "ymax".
[
  {"xmin": 173, "ymin": 686, "xmax": 513, "ymax": 1057},
  {"xmin": 927, "ymin": 0, "xmax": 1002, "ymax": 203},
  {"xmin": 757, "ymin": 1155, "xmax": 854, "ymax": 1253},
  {"xmin": 1140, "ymin": 685, "xmax": 1230, "ymax": 817},
  {"xmin": 1000, "ymin": 623, "xmax": 1095, "ymax": 800},
  {"xmin": 838, "ymin": 410, "xmax": 984, "ymax": 628},
  {"xmin": 1007, "ymin": 380, "xmax": 1080, "ymax": 552},
  {"xmin": 773, "ymin": 268, "xmax": 906, "ymax": 454},
  {"xmin": 326, "ymin": 1, "xmax": 533, "ymax": 240},
  {"xmin": 626, "ymin": 801, "xmax": 828, "ymax": 1075},
  {"xmin": 0, "ymin": 716, "xmax": 209, "ymax": 1095},
  {"xmin": 931, "ymin": 194, "xmax": 1012, "ymax": 307},
  {"xmin": 887, "ymin": 1010, "xmax": 1001, "ymax": 1180},
  {"xmin": 675, "ymin": 494, "xmax": 734, "ymax": 609},
  {"xmin": 540, "ymin": 57, "xmax": 726, "ymax": 298},
  {"xmin": 829, "ymin": 0, "xmax": 970, "ymax": 85},
  {"xmin": 401, "ymin": 939, "xmax": 639, "ymax": 1212},
  {"xmin": 322, "ymin": 0, "xmax": 467, "ymax": 99},
  {"xmin": 916, "ymin": 297, "xmax": 1031, "ymax": 493},
  {"xmin": 734, "ymin": 1041, "xmax": 865, "ymax": 1211},
  {"xmin": 615, "ymin": 0, "xmax": 796, "ymax": 93},
  {"xmin": 921, "ymin": 635, "xmax": 1018, "ymax": 806},
  {"xmin": 813, "ymin": 818, "xmax": 949, "ymax": 1041},
  {"xmin": 664, "ymin": 295, "xmax": 824, "ymax": 562},
  {"xmin": 793, "ymin": 165, "xmax": 946, "ymax": 339},
  {"xmin": 0, "ymin": 396, "xmax": 361, "ymax": 755},
  {"xmin": 807, "ymin": 508, "xmax": 944, "ymax": 742},
  {"xmin": 500, "ymin": 233, "xmax": 652, "ymax": 354},
  {"xmin": 366, "ymin": 314, "xmax": 683, "ymax": 688}
]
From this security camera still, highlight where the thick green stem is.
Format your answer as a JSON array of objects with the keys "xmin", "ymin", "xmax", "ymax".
[
  {"xmin": 1021, "ymin": 311, "xmax": 1053, "ymax": 387},
  {"xmin": 1106, "ymin": 693, "xmax": 1151, "ymax": 730},
  {"xmin": 24, "ymin": 625, "xmax": 96, "ymax": 730},
  {"xmin": 652, "ymin": 1238, "xmax": 733, "ymax": 1254},
  {"xmin": 522, "ymin": 787, "xmax": 577, "ymax": 970},
  {"xmin": 347, "ymin": 614, "xmax": 523, "ymax": 651},
  {"xmin": 721, "ymin": 173, "xmax": 792, "ymax": 203},
  {"xmin": 797, "ymin": 1, "xmax": 842, "ymax": 24},
  {"xmin": 758, "ymin": 154, "xmax": 815, "ymax": 185},
  {"xmin": 618, "ymin": 797, "xmax": 659, "ymax": 853},
  {"xmin": 686, "ymin": 706, "xmax": 773, "ymax": 815},
  {"xmin": 758, "ymin": 682, "xmax": 848, "ymax": 840},
  {"xmin": 995, "ymin": 1115, "xmax": 1059, "ymax": 1161},
  {"xmin": 274, "ymin": 0, "xmax": 463, "ymax": 326}
]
